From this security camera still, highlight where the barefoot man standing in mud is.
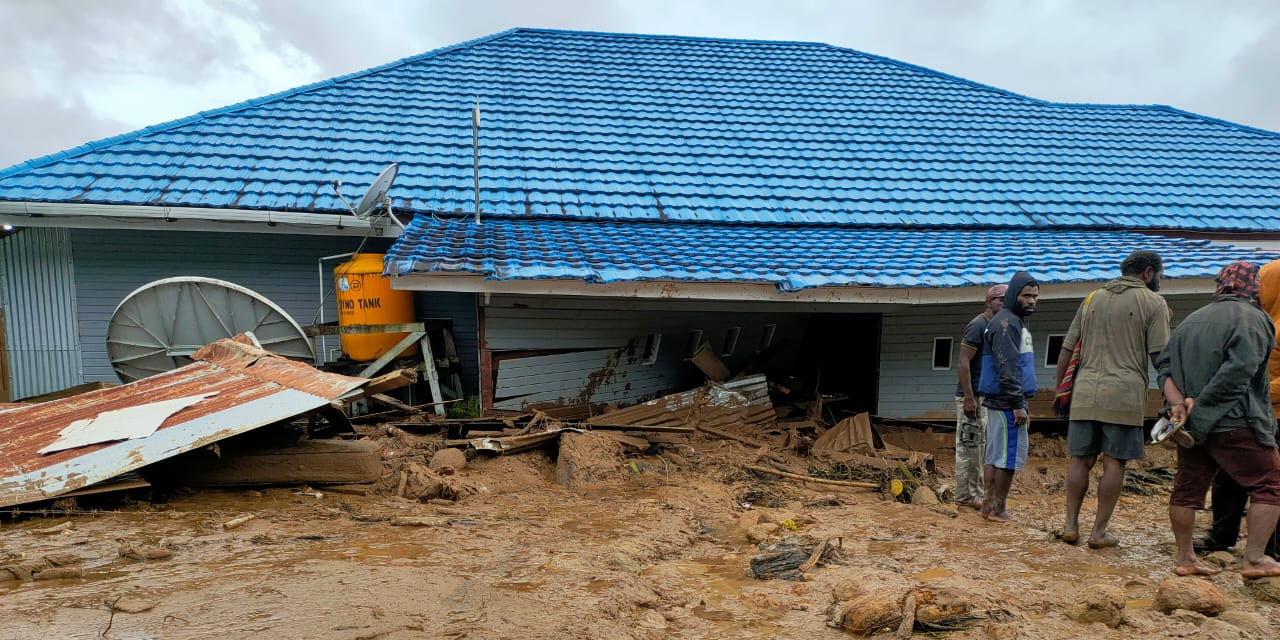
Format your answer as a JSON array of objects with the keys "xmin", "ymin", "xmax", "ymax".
[
  {"xmin": 1157, "ymin": 261, "xmax": 1280, "ymax": 578},
  {"xmin": 954, "ymin": 283, "xmax": 1007, "ymax": 511},
  {"xmin": 977, "ymin": 272, "xmax": 1039, "ymax": 522},
  {"xmin": 1057, "ymin": 250, "xmax": 1170, "ymax": 549}
]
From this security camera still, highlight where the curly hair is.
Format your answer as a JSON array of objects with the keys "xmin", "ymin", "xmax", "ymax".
[{"xmin": 1120, "ymin": 250, "xmax": 1163, "ymax": 277}]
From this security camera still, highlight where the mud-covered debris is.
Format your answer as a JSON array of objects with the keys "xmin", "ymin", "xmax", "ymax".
[
  {"xmin": 32, "ymin": 521, "xmax": 72, "ymax": 535},
  {"xmin": 836, "ymin": 591, "xmax": 903, "ymax": 635},
  {"xmin": 750, "ymin": 535, "xmax": 841, "ymax": 580},
  {"xmin": 33, "ymin": 566, "xmax": 82, "ymax": 580},
  {"xmin": 556, "ymin": 432, "xmax": 625, "ymax": 490},
  {"xmin": 118, "ymin": 540, "xmax": 172, "ymax": 561},
  {"xmin": 223, "ymin": 513, "xmax": 256, "ymax": 530}
]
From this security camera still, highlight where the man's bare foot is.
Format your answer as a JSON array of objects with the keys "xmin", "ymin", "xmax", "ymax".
[
  {"xmin": 984, "ymin": 511, "xmax": 1017, "ymax": 523},
  {"xmin": 1174, "ymin": 561, "xmax": 1221, "ymax": 576},
  {"xmin": 1057, "ymin": 529, "xmax": 1080, "ymax": 545},
  {"xmin": 1087, "ymin": 533, "xmax": 1120, "ymax": 549},
  {"xmin": 968, "ymin": 499, "xmax": 984, "ymax": 511},
  {"xmin": 1240, "ymin": 558, "xmax": 1280, "ymax": 579}
]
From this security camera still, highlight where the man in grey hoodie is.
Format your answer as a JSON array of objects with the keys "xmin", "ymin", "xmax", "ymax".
[{"xmin": 978, "ymin": 271, "xmax": 1040, "ymax": 522}]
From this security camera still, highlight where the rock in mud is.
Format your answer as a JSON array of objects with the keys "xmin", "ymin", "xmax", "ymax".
[
  {"xmin": 555, "ymin": 432, "xmax": 625, "ymax": 490},
  {"xmin": 832, "ymin": 579, "xmax": 867, "ymax": 602},
  {"xmin": 746, "ymin": 523, "xmax": 779, "ymax": 543},
  {"xmin": 429, "ymin": 447, "xmax": 467, "ymax": 473},
  {"xmin": 401, "ymin": 461, "xmax": 472, "ymax": 501},
  {"xmin": 1216, "ymin": 611, "xmax": 1269, "ymax": 639},
  {"xmin": 738, "ymin": 511, "xmax": 762, "ymax": 529},
  {"xmin": 108, "ymin": 596, "xmax": 156, "ymax": 614},
  {"xmin": 1199, "ymin": 617, "xmax": 1255, "ymax": 640},
  {"xmin": 1155, "ymin": 578, "xmax": 1226, "ymax": 616},
  {"xmin": 910, "ymin": 486, "xmax": 940, "ymax": 506},
  {"xmin": 912, "ymin": 587, "xmax": 975, "ymax": 626},
  {"xmin": 1241, "ymin": 575, "xmax": 1280, "ymax": 603},
  {"xmin": 983, "ymin": 621, "xmax": 1021, "ymax": 640},
  {"xmin": 1067, "ymin": 583, "xmax": 1125, "ymax": 628},
  {"xmin": 1202, "ymin": 551, "xmax": 1236, "ymax": 568},
  {"xmin": 838, "ymin": 591, "xmax": 903, "ymax": 635}
]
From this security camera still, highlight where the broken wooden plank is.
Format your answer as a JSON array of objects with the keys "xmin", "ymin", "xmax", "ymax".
[
  {"xmin": 690, "ymin": 342, "xmax": 730, "ymax": 381},
  {"xmin": 143, "ymin": 439, "xmax": 383, "ymax": 486}
]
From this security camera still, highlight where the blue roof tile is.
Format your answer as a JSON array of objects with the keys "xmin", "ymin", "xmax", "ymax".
[
  {"xmin": 387, "ymin": 217, "xmax": 1280, "ymax": 290},
  {"xmin": 0, "ymin": 28, "xmax": 1275, "ymax": 231}
]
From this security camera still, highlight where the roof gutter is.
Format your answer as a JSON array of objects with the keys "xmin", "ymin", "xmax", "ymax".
[
  {"xmin": 0, "ymin": 201, "xmax": 398, "ymax": 238},
  {"xmin": 391, "ymin": 273, "xmax": 1217, "ymax": 305}
]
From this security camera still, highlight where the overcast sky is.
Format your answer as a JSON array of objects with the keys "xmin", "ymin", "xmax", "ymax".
[{"xmin": 0, "ymin": 0, "xmax": 1277, "ymax": 168}]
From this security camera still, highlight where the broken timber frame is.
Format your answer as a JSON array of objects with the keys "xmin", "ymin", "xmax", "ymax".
[{"xmin": 307, "ymin": 321, "xmax": 446, "ymax": 416}]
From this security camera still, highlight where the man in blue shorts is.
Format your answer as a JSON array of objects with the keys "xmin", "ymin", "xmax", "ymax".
[{"xmin": 978, "ymin": 271, "xmax": 1040, "ymax": 522}]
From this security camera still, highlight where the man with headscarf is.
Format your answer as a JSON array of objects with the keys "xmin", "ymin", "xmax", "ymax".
[
  {"xmin": 954, "ymin": 283, "xmax": 1008, "ymax": 510},
  {"xmin": 1157, "ymin": 261, "xmax": 1280, "ymax": 578},
  {"xmin": 1194, "ymin": 258, "xmax": 1280, "ymax": 558},
  {"xmin": 977, "ymin": 272, "xmax": 1039, "ymax": 522},
  {"xmin": 1056, "ymin": 251, "xmax": 1170, "ymax": 549}
]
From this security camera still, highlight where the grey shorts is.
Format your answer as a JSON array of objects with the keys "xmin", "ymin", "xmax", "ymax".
[{"xmin": 1067, "ymin": 420, "xmax": 1146, "ymax": 461}]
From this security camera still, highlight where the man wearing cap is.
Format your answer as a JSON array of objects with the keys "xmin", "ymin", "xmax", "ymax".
[
  {"xmin": 978, "ymin": 271, "xmax": 1040, "ymax": 522},
  {"xmin": 1157, "ymin": 261, "xmax": 1280, "ymax": 578},
  {"xmin": 954, "ymin": 283, "xmax": 1007, "ymax": 510},
  {"xmin": 1056, "ymin": 250, "xmax": 1170, "ymax": 548}
]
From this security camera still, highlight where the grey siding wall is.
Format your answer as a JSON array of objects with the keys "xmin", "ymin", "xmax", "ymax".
[
  {"xmin": 0, "ymin": 228, "xmax": 83, "ymax": 399},
  {"xmin": 877, "ymin": 292, "xmax": 1210, "ymax": 419},
  {"xmin": 69, "ymin": 230, "xmax": 481, "ymax": 389},
  {"xmin": 484, "ymin": 295, "xmax": 807, "ymax": 409}
]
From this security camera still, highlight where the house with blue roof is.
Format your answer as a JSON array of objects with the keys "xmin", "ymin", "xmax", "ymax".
[{"xmin": 1, "ymin": 28, "xmax": 1277, "ymax": 418}]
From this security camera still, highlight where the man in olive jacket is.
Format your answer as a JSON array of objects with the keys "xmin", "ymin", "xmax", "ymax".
[
  {"xmin": 1057, "ymin": 250, "xmax": 1170, "ymax": 549},
  {"xmin": 1156, "ymin": 261, "xmax": 1280, "ymax": 578}
]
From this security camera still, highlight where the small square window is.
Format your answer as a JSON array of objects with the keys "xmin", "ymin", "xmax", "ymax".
[
  {"xmin": 758, "ymin": 324, "xmax": 776, "ymax": 351},
  {"xmin": 721, "ymin": 327, "xmax": 741, "ymax": 357},
  {"xmin": 1045, "ymin": 334, "xmax": 1067, "ymax": 367},
  {"xmin": 932, "ymin": 337, "xmax": 953, "ymax": 370},
  {"xmin": 683, "ymin": 330, "xmax": 704, "ymax": 360},
  {"xmin": 641, "ymin": 332, "xmax": 662, "ymax": 365}
]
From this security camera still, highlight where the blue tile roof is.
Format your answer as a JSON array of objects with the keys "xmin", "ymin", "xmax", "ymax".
[
  {"xmin": 387, "ymin": 217, "xmax": 1279, "ymax": 290},
  {"xmin": 1, "ymin": 28, "xmax": 1278, "ymax": 231}
]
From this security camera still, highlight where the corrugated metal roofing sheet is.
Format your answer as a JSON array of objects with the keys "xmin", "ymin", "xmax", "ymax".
[
  {"xmin": 0, "ymin": 28, "xmax": 1278, "ymax": 231},
  {"xmin": 387, "ymin": 217, "xmax": 1280, "ymax": 290},
  {"xmin": 0, "ymin": 338, "xmax": 370, "ymax": 508}
]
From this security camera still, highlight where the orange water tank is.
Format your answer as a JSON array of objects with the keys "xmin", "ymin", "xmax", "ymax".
[{"xmin": 333, "ymin": 253, "xmax": 417, "ymax": 361}]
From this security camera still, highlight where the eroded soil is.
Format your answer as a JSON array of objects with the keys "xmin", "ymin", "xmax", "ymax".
[{"xmin": 2, "ymin": 430, "xmax": 1276, "ymax": 640}]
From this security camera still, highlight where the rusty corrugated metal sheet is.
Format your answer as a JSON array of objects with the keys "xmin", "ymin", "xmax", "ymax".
[
  {"xmin": 0, "ymin": 338, "xmax": 370, "ymax": 508},
  {"xmin": 585, "ymin": 374, "xmax": 774, "ymax": 431}
]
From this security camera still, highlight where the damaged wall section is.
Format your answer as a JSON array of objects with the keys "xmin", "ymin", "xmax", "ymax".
[
  {"xmin": 483, "ymin": 295, "xmax": 809, "ymax": 410},
  {"xmin": 0, "ymin": 227, "xmax": 83, "ymax": 400}
]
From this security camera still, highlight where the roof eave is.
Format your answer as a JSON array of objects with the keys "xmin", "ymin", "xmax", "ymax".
[
  {"xmin": 0, "ymin": 201, "xmax": 399, "ymax": 238},
  {"xmin": 390, "ymin": 272, "xmax": 1216, "ymax": 304}
]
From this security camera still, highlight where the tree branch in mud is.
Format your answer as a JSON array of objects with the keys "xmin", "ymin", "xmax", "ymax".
[{"xmin": 745, "ymin": 464, "xmax": 880, "ymax": 489}]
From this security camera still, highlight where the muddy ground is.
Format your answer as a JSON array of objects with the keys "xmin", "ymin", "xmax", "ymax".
[{"xmin": 2, "ymin": 426, "xmax": 1277, "ymax": 640}]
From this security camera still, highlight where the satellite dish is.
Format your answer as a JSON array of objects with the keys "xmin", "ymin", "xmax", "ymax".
[
  {"xmin": 107, "ymin": 277, "xmax": 315, "ymax": 382},
  {"xmin": 332, "ymin": 163, "xmax": 404, "ymax": 230},
  {"xmin": 355, "ymin": 163, "xmax": 399, "ymax": 219}
]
